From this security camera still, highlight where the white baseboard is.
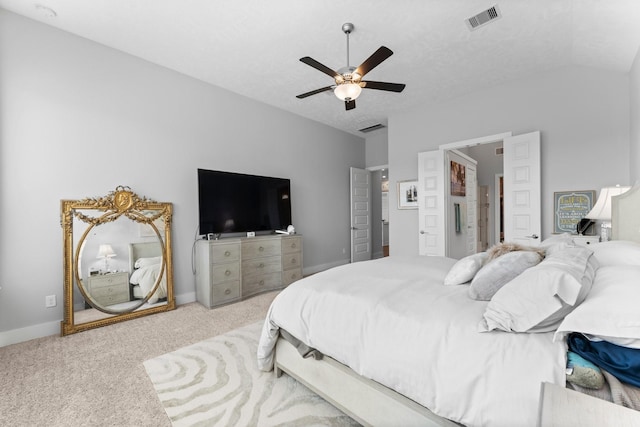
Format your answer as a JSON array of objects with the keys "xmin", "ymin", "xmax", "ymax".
[{"xmin": 0, "ymin": 291, "xmax": 198, "ymax": 348}]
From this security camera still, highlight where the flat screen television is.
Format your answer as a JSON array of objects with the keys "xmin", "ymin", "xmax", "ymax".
[{"xmin": 197, "ymin": 169, "xmax": 292, "ymax": 236}]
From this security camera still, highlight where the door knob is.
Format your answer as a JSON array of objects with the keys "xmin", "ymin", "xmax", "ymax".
[{"xmin": 525, "ymin": 234, "xmax": 539, "ymax": 239}]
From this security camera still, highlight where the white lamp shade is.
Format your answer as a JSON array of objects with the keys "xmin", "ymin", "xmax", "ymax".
[
  {"xmin": 586, "ymin": 186, "xmax": 631, "ymax": 220},
  {"xmin": 334, "ymin": 83, "xmax": 362, "ymax": 101},
  {"xmin": 96, "ymin": 244, "xmax": 116, "ymax": 259}
]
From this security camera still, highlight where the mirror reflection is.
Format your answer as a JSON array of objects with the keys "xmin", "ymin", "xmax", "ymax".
[{"xmin": 61, "ymin": 186, "xmax": 175, "ymax": 335}]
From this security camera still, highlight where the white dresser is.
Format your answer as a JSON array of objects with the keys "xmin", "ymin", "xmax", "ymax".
[
  {"xmin": 85, "ymin": 272, "xmax": 130, "ymax": 306},
  {"xmin": 573, "ymin": 235, "xmax": 599, "ymax": 247},
  {"xmin": 195, "ymin": 234, "xmax": 303, "ymax": 308}
]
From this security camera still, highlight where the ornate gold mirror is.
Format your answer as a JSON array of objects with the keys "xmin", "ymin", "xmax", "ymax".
[{"xmin": 60, "ymin": 186, "xmax": 175, "ymax": 335}]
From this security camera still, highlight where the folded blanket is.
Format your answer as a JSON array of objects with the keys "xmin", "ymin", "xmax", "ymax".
[{"xmin": 568, "ymin": 333, "xmax": 640, "ymax": 388}]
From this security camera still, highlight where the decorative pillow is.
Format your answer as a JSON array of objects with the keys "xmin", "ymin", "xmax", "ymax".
[
  {"xmin": 468, "ymin": 251, "xmax": 544, "ymax": 301},
  {"xmin": 539, "ymin": 233, "xmax": 577, "ymax": 255},
  {"xmin": 590, "ymin": 240, "xmax": 640, "ymax": 266},
  {"xmin": 444, "ymin": 252, "xmax": 488, "ymax": 285},
  {"xmin": 134, "ymin": 256, "xmax": 162, "ymax": 269},
  {"xmin": 479, "ymin": 246, "xmax": 597, "ymax": 333},
  {"xmin": 555, "ymin": 265, "xmax": 640, "ymax": 343},
  {"xmin": 486, "ymin": 242, "xmax": 545, "ymax": 261},
  {"xmin": 566, "ymin": 351, "xmax": 605, "ymax": 389}
]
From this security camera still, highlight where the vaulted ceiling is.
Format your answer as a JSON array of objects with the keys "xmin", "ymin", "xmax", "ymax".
[{"xmin": 2, "ymin": 0, "xmax": 640, "ymax": 136}]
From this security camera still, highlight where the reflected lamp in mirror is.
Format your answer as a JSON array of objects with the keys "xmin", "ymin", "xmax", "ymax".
[
  {"xmin": 96, "ymin": 244, "xmax": 116, "ymax": 272},
  {"xmin": 586, "ymin": 185, "xmax": 631, "ymax": 241}
]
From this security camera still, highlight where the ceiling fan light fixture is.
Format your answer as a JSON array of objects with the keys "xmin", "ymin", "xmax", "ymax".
[{"xmin": 334, "ymin": 82, "xmax": 362, "ymax": 101}]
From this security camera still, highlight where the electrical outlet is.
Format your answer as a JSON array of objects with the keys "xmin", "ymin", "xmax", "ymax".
[{"xmin": 45, "ymin": 295, "xmax": 56, "ymax": 308}]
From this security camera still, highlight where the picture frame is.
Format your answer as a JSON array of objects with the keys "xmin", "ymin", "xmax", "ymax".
[
  {"xmin": 397, "ymin": 180, "xmax": 418, "ymax": 209},
  {"xmin": 553, "ymin": 190, "xmax": 596, "ymax": 234},
  {"xmin": 450, "ymin": 161, "xmax": 466, "ymax": 196}
]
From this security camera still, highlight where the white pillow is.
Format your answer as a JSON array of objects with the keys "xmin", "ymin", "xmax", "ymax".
[
  {"xmin": 444, "ymin": 252, "xmax": 488, "ymax": 285},
  {"xmin": 539, "ymin": 233, "xmax": 576, "ymax": 255},
  {"xmin": 134, "ymin": 256, "xmax": 162, "ymax": 268},
  {"xmin": 468, "ymin": 251, "xmax": 543, "ymax": 300},
  {"xmin": 591, "ymin": 240, "xmax": 640, "ymax": 266},
  {"xmin": 555, "ymin": 265, "xmax": 640, "ymax": 342},
  {"xmin": 479, "ymin": 246, "xmax": 597, "ymax": 333}
]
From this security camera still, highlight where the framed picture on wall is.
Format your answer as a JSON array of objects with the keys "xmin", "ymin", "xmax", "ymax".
[
  {"xmin": 397, "ymin": 180, "xmax": 418, "ymax": 209},
  {"xmin": 450, "ymin": 161, "xmax": 466, "ymax": 196},
  {"xmin": 553, "ymin": 190, "xmax": 596, "ymax": 234}
]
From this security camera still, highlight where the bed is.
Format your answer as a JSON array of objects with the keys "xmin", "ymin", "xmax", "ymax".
[
  {"xmin": 128, "ymin": 242, "xmax": 167, "ymax": 304},
  {"xmin": 257, "ymin": 184, "xmax": 640, "ymax": 426}
]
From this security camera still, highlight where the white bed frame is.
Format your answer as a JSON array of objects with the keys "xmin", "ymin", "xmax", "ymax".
[{"xmin": 272, "ymin": 184, "xmax": 640, "ymax": 427}]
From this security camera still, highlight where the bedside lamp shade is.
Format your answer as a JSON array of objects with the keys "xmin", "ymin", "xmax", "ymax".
[
  {"xmin": 586, "ymin": 185, "xmax": 631, "ymax": 241},
  {"xmin": 97, "ymin": 244, "xmax": 117, "ymax": 272}
]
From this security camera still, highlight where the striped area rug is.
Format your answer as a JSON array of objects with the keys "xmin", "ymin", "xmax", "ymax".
[{"xmin": 143, "ymin": 321, "xmax": 359, "ymax": 427}]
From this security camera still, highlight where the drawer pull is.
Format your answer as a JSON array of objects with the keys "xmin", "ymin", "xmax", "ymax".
[
  {"xmin": 291, "ymin": 258, "xmax": 296, "ymax": 264},
  {"xmin": 224, "ymin": 289, "xmax": 231, "ymax": 295},
  {"xmin": 259, "ymin": 280, "xmax": 265, "ymax": 286},
  {"xmin": 259, "ymin": 246, "xmax": 264, "ymax": 252},
  {"xmin": 224, "ymin": 250, "xmax": 231, "ymax": 257},
  {"xmin": 225, "ymin": 269, "xmax": 231, "ymax": 276},
  {"xmin": 291, "ymin": 243, "xmax": 296, "ymax": 248},
  {"xmin": 259, "ymin": 263, "xmax": 264, "ymax": 268}
]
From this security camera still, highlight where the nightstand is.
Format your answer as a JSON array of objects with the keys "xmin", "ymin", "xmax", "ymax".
[
  {"xmin": 573, "ymin": 235, "xmax": 599, "ymax": 247},
  {"xmin": 86, "ymin": 271, "xmax": 130, "ymax": 307}
]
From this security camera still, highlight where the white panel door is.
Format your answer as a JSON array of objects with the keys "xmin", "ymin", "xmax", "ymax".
[
  {"xmin": 503, "ymin": 131, "xmax": 541, "ymax": 246},
  {"xmin": 418, "ymin": 150, "xmax": 445, "ymax": 256},
  {"xmin": 465, "ymin": 163, "xmax": 478, "ymax": 255},
  {"xmin": 350, "ymin": 167, "xmax": 372, "ymax": 262}
]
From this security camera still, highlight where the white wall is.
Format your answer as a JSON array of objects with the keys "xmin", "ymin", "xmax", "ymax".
[
  {"xmin": 631, "ymin": 46, "xmax": 640, "ymax": 184},
  {"xmin": 0, "ymin": 10, "xmax": 364, "ymax": 339},
  {"xmin": 389, "ymin": 66, "xmax": 630, "ymax": 256}
]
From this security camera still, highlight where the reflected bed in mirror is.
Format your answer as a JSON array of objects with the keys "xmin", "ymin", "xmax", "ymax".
[{"xmin": 61, "ymin": 186, "xmax": 175, "ymax": 335}]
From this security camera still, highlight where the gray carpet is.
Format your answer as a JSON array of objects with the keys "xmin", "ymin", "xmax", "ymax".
[
  {"xmin": 0, "ymin": 292, "xmax": 278, "ymax": 426},
  {"xmin": 144, "ymin": 321, "xmax": 359, "ymax": 426}
]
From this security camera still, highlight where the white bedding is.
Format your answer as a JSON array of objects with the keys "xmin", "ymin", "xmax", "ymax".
[
  {"xmin": 257, "ymin": 256, "xmax": 567, "ymax": 427},
  {"xmin": 130, "ymin": 263, "xmax": 167, "ymax": 304}
]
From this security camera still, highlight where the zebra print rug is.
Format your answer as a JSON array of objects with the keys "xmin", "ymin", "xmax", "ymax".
[{"xmin": 143, "ymin": 321, "xmax": 359, "ymax": 426}]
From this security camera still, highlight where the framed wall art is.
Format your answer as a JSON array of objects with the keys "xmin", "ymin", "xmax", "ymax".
[
  {"xmin": 450, "ymin": 161, "xmax": 466, "ymax": 196},
  {"xmin": 397, "ymin": 180, "xmax": 418, "ymax": 209},
  {"xmin": 553, "ymin": 190, "xmax": 596, "ymax": 234}
]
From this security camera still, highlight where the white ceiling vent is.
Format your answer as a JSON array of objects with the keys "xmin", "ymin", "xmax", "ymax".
[
  {"xmin": 466, "ymin": 5, "xmax": 501, "ymax": 31},
  {"xmin": 359, "ymin": 123, "xmax": 386, "ymax": 133}
]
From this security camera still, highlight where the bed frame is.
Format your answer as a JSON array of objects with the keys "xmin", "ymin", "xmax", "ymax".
[
  {"xmin": 272, "ymin": 184, "xmax": 640, "ymax": 427},
  {"xmin": 128, "ymin": 241, "xmax": 162, "ymax": 273}
]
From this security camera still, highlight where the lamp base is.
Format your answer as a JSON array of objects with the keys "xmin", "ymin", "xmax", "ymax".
[{"xmin": 599, "ymin": 222, "xmax": 612, "ymax": 242}]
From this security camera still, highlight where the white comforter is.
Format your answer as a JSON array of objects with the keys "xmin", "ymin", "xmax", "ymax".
[
  {"xmin": 257, "ymin": 256, "xmax": 567, "ymax": 427},
  {"xmin": 130, "ymin": 263, "xmax": 167, "ymax": 304}
]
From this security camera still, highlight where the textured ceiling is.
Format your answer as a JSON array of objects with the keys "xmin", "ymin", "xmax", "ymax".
[{"xmin": 2, "ymin": 0, "xmax": 640, "ymax": 136}]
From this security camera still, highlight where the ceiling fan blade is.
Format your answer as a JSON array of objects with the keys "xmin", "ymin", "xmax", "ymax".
[
  {"xmin": 300, "ymin": 57, "xmax": 340, "ymax": 79},
  {"xmin": 361, "ymin": 80, "xmax": 406, "ymax": 92},
  {"xmin": 296, "ymin": 86, "xmax": 334, "ymax": 99},
  {"xmin": 345, "ymin": 99, "xmax": 356, "ymax": 110},
  {"xmin": 354, "ymin": 46, "xmax": 393, "ymax": 78}
]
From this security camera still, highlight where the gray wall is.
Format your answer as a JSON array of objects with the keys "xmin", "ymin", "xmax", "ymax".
[
  {"xmin": 0, "ymin": 11, "xmax": 364, "ymax": 339},
  {"xmin": 389, "ymin": 66, "xmax": 631, "ymax": 256}
]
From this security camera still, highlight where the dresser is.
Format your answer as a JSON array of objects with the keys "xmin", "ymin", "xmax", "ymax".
[
  {"xmin": 195, "ymin": 234, "xmax": 303, "ymax": 308},
  {"xmin": 85, "ymin": 272, "xmax": 130, "ymax": 306},
  {"xmin": 573, "ymin": 235, "xmax": 599, "ymax": 247}
]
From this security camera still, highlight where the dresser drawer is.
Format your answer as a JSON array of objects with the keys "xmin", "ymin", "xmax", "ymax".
[
  {"xmin": 242, "ymin": 256, "xmax": 282, "ymax": 276},
  {"xmin": 90, "ymin": 285, "xmax": 130, "ymax": 306},
  {"xmin": 282, "ymin": 268, "xmax": 303, "ymax": 286},
  {"xmin": 243, "ymin": 272, "xmax": 282, "ymax": 296},
  {"xmin": 211, "ymin": 262, "xmax": 240, "ymax": 283},
  {"xmin": 282, "ymin": 236, "xmax": 302, "ymax": 254},
  {"xmin": 211, "ymin": 242, "xmax": 240, "ymax": 263},
  {"xmin": 88, "ymin": 273, "xmax": 128, "ymax": 289},
  {"xmin": 242, "ymin": 238, "xmax": 280, "ymax": 259},
  {"xmin": 282, "ymin": 252, "xmax": 302, "ymax": 271},
  {"xmin": 211, "ymin": 280, "xmax": 240, "ymax": 304}
]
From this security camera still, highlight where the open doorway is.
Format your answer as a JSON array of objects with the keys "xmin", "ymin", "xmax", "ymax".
[{"xmin": 369, "ymin": 167, "xmax": 389, "ymax": 259}]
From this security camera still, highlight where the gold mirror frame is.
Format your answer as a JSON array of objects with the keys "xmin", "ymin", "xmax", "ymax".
[{"xmin": 60, "ymin": 186, "xmax": 175, "ymax": 335}]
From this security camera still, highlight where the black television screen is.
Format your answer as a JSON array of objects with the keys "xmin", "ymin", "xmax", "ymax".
[{"xmin": 198, "ymin": 169, "xmax": 292, "ymax": 235}]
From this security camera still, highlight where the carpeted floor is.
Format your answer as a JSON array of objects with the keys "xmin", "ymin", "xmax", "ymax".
[
  {"xmin": 0, "ymin": 291, "xmax": 285, "ymax": 427},
  {"xmin": 144, "ymin": 321, "xmax": 358, "ymax": 426}
]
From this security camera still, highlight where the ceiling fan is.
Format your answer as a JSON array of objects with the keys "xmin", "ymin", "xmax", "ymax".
[{"xmin": 296, "ymin": 23, "xmax": 406, "ymax": 111}]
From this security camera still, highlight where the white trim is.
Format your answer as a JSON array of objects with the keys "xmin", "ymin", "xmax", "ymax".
[
  {"xmin": 0, "ymin": 291, "xmax": 198, "ymax": 347},
  {"xmin": 366, "ymin": 164, "xmax": 389, "ymax": 172},
  {"xmin": 438, "ymin": 132, "xmax": 512, "ymax": 151},
  {"xmin": 448, "ymin": 149, "xmax": 478, "ymax": 166}
]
